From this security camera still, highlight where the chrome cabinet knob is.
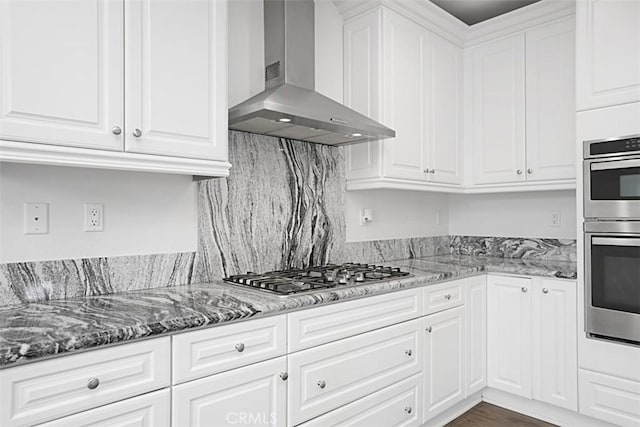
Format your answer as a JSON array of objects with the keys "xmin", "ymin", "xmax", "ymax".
[
  {"xmin": 431, "ymin": 169, "xmax": 435, "ymax": 174},
  {"xmin": 317, "ymin": 380, "xmax": 326, "ymax": 389},
  {"xmin": 87, "ymin": 378, "xmax": 100, "ymax": 390},
  {"xmin": 527, "ymin": 168, "xmax": 533, "ymax": 174},
  {"xmin": 444, "ymin": 293, "xmax": 451, "ymax": 300},
  {"xmin": 405, "ymin": 349, "xmax": 413, "ymax": 356},
  {"xmin": 279, "ymin": 372, "xmax": 288, "ymax": 381},
  {"xmin": 521, "ymin": 286, "xmax": 528, "ymax": 293},
  {"xmin": 426, "ymin": 326, "xmax": 432, "ymax": 333},
  {"xmin": 517, "ymin": 169, "xmax": 523, "ymax": 175},
  {"xmin": 132, "ymin": 128, "xmax": 142, "ymax": 137},
  {"xmin": 423, "ymin": 169, "xmax": 429, "ymax": 174},
  {"xmin": 405, "ymin": 406, "xmax": 413, "ymax": 414},
  {"xmin": 542, "ymin": 288, "xmax": 549, "ymax": 294},
  {"xmin": 235, "ymin": 343, "xmax": 245, "ymax": 352},
  {"xmin": 111, "ymin": 126, "xmax": 122, "ymax": 135}
]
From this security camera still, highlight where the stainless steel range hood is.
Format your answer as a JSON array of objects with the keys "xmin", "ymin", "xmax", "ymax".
[{"xmin": 228, "ymin": 0, "xmax": 395, "ymax": 146}]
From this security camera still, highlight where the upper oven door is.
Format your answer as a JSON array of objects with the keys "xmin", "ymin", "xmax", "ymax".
[
  {"xmin": 585, "ymin": 223, "xmax": 640, "ymax": 343},
  {"xmin": 584, "ymin": 156, "xmax": 640, "ymax": 219}
]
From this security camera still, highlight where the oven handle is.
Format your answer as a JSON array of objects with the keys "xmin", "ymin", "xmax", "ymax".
[
  {"xmin": 592, "ymin": 237, "xmax": 640, "ymax": 247},
  {"xmin": 591, "ymin": 158, "xmax": 640, "ymax": 171}
]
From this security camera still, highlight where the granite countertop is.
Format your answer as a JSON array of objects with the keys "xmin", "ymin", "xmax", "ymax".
[{"xmin": 0, "ymin": 255, "xmax": 576, "ymax": 368}]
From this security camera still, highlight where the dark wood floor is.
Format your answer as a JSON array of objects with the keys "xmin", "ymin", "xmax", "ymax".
[{"xmin": 446, "ymin": 402, "xmax": 557, "ymax": 427}]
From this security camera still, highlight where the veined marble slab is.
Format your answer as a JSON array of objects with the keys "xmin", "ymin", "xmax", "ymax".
[
  {"xmin": 0, "ymin": 255, "xmax": 576, "ymax": 368},
  {"xmin": 450, "ymin": 235, "xmax": 577, "ymax": 261}
]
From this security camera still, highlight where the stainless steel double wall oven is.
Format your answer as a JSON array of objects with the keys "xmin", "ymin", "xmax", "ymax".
[{"xmin": 584, "ymin": 135, "xmax": 640, "ymax": 344}]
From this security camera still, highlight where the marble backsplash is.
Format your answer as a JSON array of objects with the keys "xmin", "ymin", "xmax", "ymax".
[
  {"xmin": 0, "ymin": 131, "xmax": 576, "ymax": 307},
  {"xmin": 449, "ymin": 236, "xmax": 577, "ymax": 262}
]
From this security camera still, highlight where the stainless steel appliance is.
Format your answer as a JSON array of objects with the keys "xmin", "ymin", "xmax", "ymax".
[
  {"xmin": 584, "ymin": 134, "xmax": 640, "ymax": 220},
  {"xmin": 584, "ymin": 221, "xmax": 640, "ymax": 344},
  {"xmin": 228, "ymin": 0, "xmax": 396, "ymax": 145},
  {"xmin": 224, "ymin": 263, "xmax": 411, "ymax": 296}
]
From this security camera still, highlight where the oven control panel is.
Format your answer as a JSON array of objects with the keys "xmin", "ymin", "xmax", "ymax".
[{"xmin": 586, "ymin": 135, "xmax": 640, "ymax": 158}]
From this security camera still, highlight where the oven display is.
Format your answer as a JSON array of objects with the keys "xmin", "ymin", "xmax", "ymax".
[{"xmin": 591, "ymin": 167, "xmax": 640, "ymax": 200}]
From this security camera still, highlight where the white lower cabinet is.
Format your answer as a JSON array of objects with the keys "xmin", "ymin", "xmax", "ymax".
[
  {"xmin": 422, "ymin": 306, "xmax": 465, "ymax": 423},
  {"xmin": 465, "ymin": 275, "xmax": 487, "ymax": 396},
  {"xmin": 37, "ymin": 389, "xmax": 170, "ymax": 427},
  {"xmin": 300, "ymin": 374, "xmax": 422, "ymax": 427},
  {"xmin": 288, "ymin": 318, "xmax": 422, "ymax": 425},
  {"xmin": 172, "ymin": 356, "xmax": 287, "ymax": 427},
  {"xmin": 579, "ymin": 369, "xmax": 640, "ymax": 427},
  {"xmin": 487, "ymin": 275, "xmax": 577, "ymax": 410}
]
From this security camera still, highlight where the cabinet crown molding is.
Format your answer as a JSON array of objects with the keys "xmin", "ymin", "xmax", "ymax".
[{"xmin": 336, "ymin": 0, "xmax": 575, "ymax": 48}]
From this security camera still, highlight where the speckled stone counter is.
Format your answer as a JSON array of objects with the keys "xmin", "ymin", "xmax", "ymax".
[{"xmin": 0, "ymin": 255, "xmax": 576, "ymax": 368}]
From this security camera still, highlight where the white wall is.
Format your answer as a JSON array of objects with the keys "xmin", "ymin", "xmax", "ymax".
[
  {"xmin": 0, "ymin": 164, "xmax": 197, "ymax": 263},
  {"xmin": 346, "ymin": 190, "xmax": 449, "ymax": 241},
  {"xmin": 448, "ymin": 191, "xmax": 577, "ymax": 239}
]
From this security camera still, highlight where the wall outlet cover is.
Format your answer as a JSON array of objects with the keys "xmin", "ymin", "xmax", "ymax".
[
  {"xmin": 550, "ymin": 211, "xmax": 561, "ymax": 227},
  {"xmin": 24, "ymin": 202, "xmax": 49, "ymax": 234},
  {"xmin": 84, "ymin": 203, "xmax": 104, "ymax": 232}
]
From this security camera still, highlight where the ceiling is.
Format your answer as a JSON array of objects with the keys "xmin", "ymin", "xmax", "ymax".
[{"xmin": 429, "ymin": 0, "xmax": 542, "ymax": 26}]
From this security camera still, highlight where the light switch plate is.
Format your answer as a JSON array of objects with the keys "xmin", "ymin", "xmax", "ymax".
[{"xmin": 24, "ymin": 202, "xmax": 49, "ymax": 234}]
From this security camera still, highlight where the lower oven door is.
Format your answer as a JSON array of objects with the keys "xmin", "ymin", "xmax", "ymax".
[{"xmin": 585, "ymin": 224, "xmax": 640, "ymax": 344}]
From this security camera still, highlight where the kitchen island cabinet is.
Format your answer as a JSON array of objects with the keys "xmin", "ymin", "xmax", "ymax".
[{"xmin": 0, "ymin": 0, "xmax": 229, "ymax": 177}]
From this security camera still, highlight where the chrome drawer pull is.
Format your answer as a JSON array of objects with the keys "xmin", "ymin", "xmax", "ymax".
[
  {"xmin": 426, "ymin": 326, "xmax": 432, "ymax": 333},
  {"xmin": 279, "ymin": 372, "xmax": 288, "ymax": 381},
  {"xmin": 444, "ymin": 293, "xmax": 451, "ymax": 300},
  {"xmin": 87, "ymin": 378, "xmax": 100, "ymax": 390},
  {"xmin": 317, "ymin": 380, "xmax": 326, "ymax": 389},
  {"xmin": 542, "ymin": 288, "xmax": 549, "ymax": 294},
  {"xmin": 405, "ymin": 349, "xmax": 412, "ymax": 356},
  {"xmin": 235, "ymin": 343, "xmax": 245, "ymax": 352},
  {"xmin": 521, "ymin": 287, "xmax": 528, "ymax": 293},
  {"xmin": 405, "ymin": 406, "xmax": 413, "ymax": 414}
]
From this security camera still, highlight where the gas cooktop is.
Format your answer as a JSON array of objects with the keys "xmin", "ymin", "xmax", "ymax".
[{"xmin": 223, "ymin": 263, "xmax": 412, "ymax": 296}]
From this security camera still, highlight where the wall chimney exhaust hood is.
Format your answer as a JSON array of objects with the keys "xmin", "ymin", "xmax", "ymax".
[{"xmin": 228, "ymin": 0, "xmax": 395, "ymax": 146}]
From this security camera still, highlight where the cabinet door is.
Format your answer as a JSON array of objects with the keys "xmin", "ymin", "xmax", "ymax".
[
  {"xmin": 471, "ymin": 35, "xmax": 526, "ymax": 185},
  {"xmin": 344, "ymin": 10, "xmax": 383, "ymax": 181},
  {"xmin": 487, "ymin": 275, "xmax": 532, "ymax": 398},
  {"xmin": 465, "ymin": 275, "xmax": 487, "ymax": 396},
  {"xmin": 125, "ymin": 0, "xmax": 227, "ymax": 160},
  {"xmin": 422, "ymin": 306, "xmax": 465, "ymax": 423},
  {"xmin": 0, "ymin": 0, "xmax": 123, "ymax": 151},
  {"xmin": 172, "ymin": 356, "xmax": 287, "ymax": 427},
  {"xmin": 37, "ymin": 389, "xmax": 170, "ymax": 427},
  {"xmin": 381, "ymin": 9, "xmax": 429, "ymax": 181},
  {"xmin": 426, "ymin": 34, "xmax": 462, "ymax": 185},
  {"xmin": 576, "ymin": 0, "xmax": 640, "ymax": 110},
  {"xmin": 532, "ymin": 278, "xmax": 577, "ymax": 411},
  {"xmin": 525, "ymin": 17, "xmax": 576, "ymax": 182}
]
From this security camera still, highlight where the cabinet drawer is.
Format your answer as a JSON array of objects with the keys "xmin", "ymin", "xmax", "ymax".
[
  {"xmin": 301, "ymin": 374, "xmax": 422, "ymax": 427},
  {"xmin": 288, "ymin": 288, "xmax": 422, "ymax": 352},
  {"xmin": 579, "ymin": 369, "xmax": 640, "ymax": 427},
  {"xmin": 37, "ymin": 389, "xmax": 170, "ymax": 427},
  {"xmin": 172, "ymin": 315, "xmax": 286, "ymax": 384},
  {"xmin": 0, "ymin": 337, "xmax": 170, "ymax": 427},
  {"xmin": 423, "ymin": 279, "xmax": 464, "ymax": 315},
  {"xmin": 288, "ymin": 319, "xmax": 422, "ymax": 425}
]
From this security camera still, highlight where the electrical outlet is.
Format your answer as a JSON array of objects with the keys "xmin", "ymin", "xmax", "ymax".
[
  {"xmin": 24, "ymin": 202, "xmax": 49, "ymax": 234},
  {"xmin": 550, "ymin": 211, "xmax": 561, "ymax": 227},
  {"xmin": 84, "ymin": 203, "xmax": 104, "ymax": 232}
]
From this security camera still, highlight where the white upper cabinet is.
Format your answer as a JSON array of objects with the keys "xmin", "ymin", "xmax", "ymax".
[
  {"xmin": 0, "ymin": 0, "xmax": 229, "ymax": 176},
  {"xmin": 344, "ymin": 7, "xmax": 462, "ymax": 191},
  {"xmin": 0, "ymin": 0, "xmax": 123, "ymax": 151},
  {"xmin": 577, "ymin": 0, "xmax": 640, "ymax": 111},
  {"xmin": 471, "ymin": 34, "xmax": 526, "ymax": 185},
  {"xmin": 382, "ymin": 10, "xmax": 429, "ymax": 182},
  {"xmin": 470, "ymin": 18, "xmax": 575, "ymax": 186},
  {"xmin": 426, "ymin": 34, "xmax": 463, "ymax": 185},
  {"xmin": 125, "ymin": 0, "xmax": 227, "ymax": 161},
  {"xmin": 525, "ymin": 17, "xmax": 575, "ymax": 182}
]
